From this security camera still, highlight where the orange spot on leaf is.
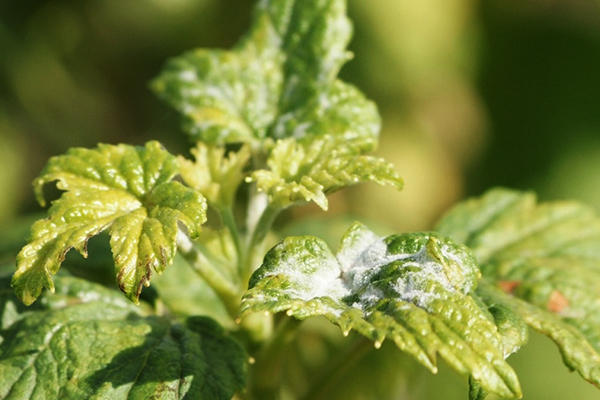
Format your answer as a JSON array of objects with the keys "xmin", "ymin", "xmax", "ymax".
[
  {"xmin": 547, "ymin": 290, "xmax": 569, "ymax": 313},
  {"xmin": 498, "ymin": 280, "xmax": 521, "ymax": 294}
]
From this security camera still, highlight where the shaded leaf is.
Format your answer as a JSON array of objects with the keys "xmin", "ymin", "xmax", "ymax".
[
  {"xmin": 152, "ymin": 0, "xmax": 380, "ymax": 148},
  {"xmin": 0, "ymin": 275, "xmax": 246, "ymax": 400},
  {"xmin": 249, "ymin": 136, "xmax": 402, "ymax": 210},
  {"xmin": 436, "ymin": 188, "xmax": 600, "ymax": 389},
  {"xmin": 13, "ymin": 141, "xmax": 207, "ymax": 305},
  {"xmin": 240, "ymin": 222, "xmax": 521, "ymax": 398}
]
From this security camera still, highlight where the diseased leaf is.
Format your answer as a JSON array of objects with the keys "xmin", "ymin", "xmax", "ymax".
[
  {"xmin": 436, "ymin": 188, "xmax": 600, "ymax": 389},
  {"xmin": 240, "ymin": 222, "xmax": 521, "ymax": 398},
  {"xmin": 12, "ymin": 141, "xmax": 207, "ymax": 305},
  {"xmin": 152, "ymin": 0, "xmax": 380, "ymax": 148},
  {"xmin": 249, "ymin": 136, "xmax": 402, "ymax": 210},
  {"xmin": 0, "ymin": 275, "xmax": 246, "ymax": 400}
]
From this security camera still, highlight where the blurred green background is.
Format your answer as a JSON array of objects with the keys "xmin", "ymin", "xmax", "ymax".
[{"xmin": 1, "ymin": 0, "xmax": 600, "ymax": 399}]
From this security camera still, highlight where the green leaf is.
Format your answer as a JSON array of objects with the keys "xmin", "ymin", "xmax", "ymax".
[
  {"xmin": 436, "ymin": 188, "xmax": 600, "ymax": 389},
  {"xmin": 178, "ymin": 142, "xmax": 251, "ymax": 209},
  {"xmin": 477, "ymin": 282, "xmax": 600, "ymax": 389},
  {"xmin": 151, "ymin": 0, "xmax": 380, "ymax": 148},
  {"xmin": 0, "ymin": 275, "xmax": 246, "ymax": 400},
  {"xmin": 12, "ymin": 141, "xmax": 207, "ymax": 305},
  {"xmin": 240, "ymin": 222, "xmax": 521, "ymax": 398},
  {"xmin": 249, "ymin": 136, "xmax": 402, "ymax": 210}
]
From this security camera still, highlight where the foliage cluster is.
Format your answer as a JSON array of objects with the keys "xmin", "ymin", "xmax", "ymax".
[{"xmin": 2, "ymin": 1, "xmax": 600, "ymax": 399}]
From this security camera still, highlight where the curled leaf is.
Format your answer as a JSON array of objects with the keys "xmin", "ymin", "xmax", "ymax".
[{"xmin": 13, "ymin": 141, "xmax": 207, "ymax": 305}]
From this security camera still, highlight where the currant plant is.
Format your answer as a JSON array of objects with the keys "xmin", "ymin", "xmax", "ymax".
[{"xmin": 2, "ymin": 0, "xmax": 600, "ymax": 399}]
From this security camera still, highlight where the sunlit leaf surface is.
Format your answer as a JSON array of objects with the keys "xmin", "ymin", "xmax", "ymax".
[
  {"xmin": 152, "ymin": 0, "xmax": 380, "ymax": 148},
  {"xmin": 249, "ymin": 136, "xmax": 402, "ymax": 210},
  {"xmin": 13, "ymin": 141, "xmax": 207, "ymax": 305},
  {"xmin": 178, "ymin": 142, "xmax": 251, "ymax": 209},
  {"xmin": 240, "ymin": 222, "xmax": 521, "ymax": 398}
]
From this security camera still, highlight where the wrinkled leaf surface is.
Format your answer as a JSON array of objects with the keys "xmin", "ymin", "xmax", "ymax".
[{"xmin": 13, "ymin": 141, "xmax": 207, "ymax": 305}]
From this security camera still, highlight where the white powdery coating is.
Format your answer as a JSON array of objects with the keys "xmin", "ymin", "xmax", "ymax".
[
  {"xmin": 336, "ymin": 225, "xmax": 382, "ymax": 271},
  {"xmin": 269, "ymin": 246, "xmax": 350, "ymax": 302},
  {"xmin": 262, "ymin": 227, "xmax": 468, "ymax": 318},
  {"xmin": 353, "ymin": 286, "xmax": 385, "ymax": 311},
  {"xmin": 342, "ymin": 238, "xmax": 453, "ymax": 311},
  {"xmin": 391, "ymin": 260, "xmax": 443, "ymax": 310},
  {"xmin": 178, "ymin": 70, "xmax": 197, "ymax": 82}
]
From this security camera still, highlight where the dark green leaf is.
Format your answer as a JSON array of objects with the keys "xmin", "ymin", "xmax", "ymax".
[
  {"xmin": 0, "ymin": 275, "xmax": 246, "ymax": 400},
  {"xmin": 12, "ymin": 141, "xmax": 207, "ymax": 305},
  {"xmin": 240, "ymin": 222, "xmax": 521, "ymax": 398},
  {"xmin": 469, "ymin": 376, "xmax": 488, "ymax": 400}
]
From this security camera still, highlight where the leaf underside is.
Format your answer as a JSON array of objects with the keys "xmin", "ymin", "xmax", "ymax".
[
  {"xmin": 151, "ymin": 0, "xmax": 380, "ymax": 148},
  {"xmin": 0, "ymin": 275, "xmax": 246, "ymax": 400},
  {"xmin": 240, "ymin": 222, "xmax": 521, "ymax": 398},
  {"xmin": 12, "ymin": 141, "xmax": 207, "ymax": 305},
  {"xmin": 436, "ymin": 188, "xmax": 600, "ymax": 391}
]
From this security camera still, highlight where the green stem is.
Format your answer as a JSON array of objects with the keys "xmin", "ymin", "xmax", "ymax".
[
  {"xmin": 219, "ymin": 206, "xmax": 244, "ymax": 273},
  {"xmin": 300, "ymin": 336, "xmax": 374, "ymax": 400},
  {"xmin": 176, "ymin": 230, "xmax": 241, "ymax": 318},
  {"xmin": 243, "ymin": 204, "xmax": 280, "ymax": 283}
]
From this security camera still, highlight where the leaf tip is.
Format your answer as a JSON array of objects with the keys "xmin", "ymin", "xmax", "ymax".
[{"xmin": 33, "ymin": 177, "xmax": 48, "ymax": 208}]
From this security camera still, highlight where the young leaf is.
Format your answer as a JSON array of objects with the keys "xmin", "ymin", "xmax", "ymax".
[
  {"xmin": 436, "ymin": 188, "xmax": 600, "ymax": 389},
  {"xmin": 0, "ymin": 275, "xmax": 246, "ymax": 400},
  {"xmin": 249, "ymin": 136, "xmax": 403, "ymax": 210},
  {"xmin": 151, "ymin": 0, "xmax": 380, "ymax": 148},
  {"xmin": 178, "ymin": 142, "xmax": 251, "ymax": 209},
  {"xmin": 240, "ymin": 222, "xmax": 521, "ymax": 398},
  {"xmin": 12, "ymin": 141, "xmax": 207, "ymax": 305}
]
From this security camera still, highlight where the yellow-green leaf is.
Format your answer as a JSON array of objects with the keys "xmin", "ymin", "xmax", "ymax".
[
  {"xmin": 178, "ymin": 142, "xmax": 251, "ymax": 209},
  {"xmin": 249, "ymin": 136, "xmax": 402, "ymax": 210},
  {"xmin": 12, "ymin": 141, "xmax": 207, "ymax": 305}
]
